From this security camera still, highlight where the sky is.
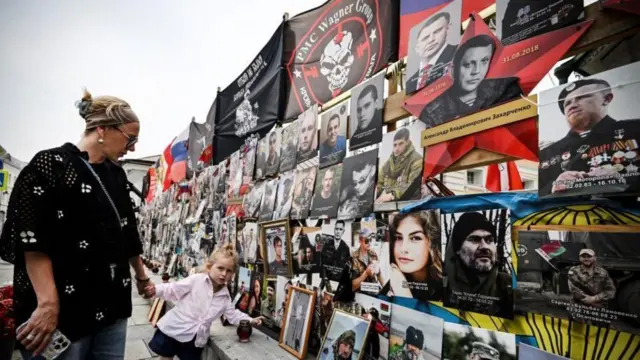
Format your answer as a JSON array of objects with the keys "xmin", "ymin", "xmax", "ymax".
[
  {"xmin": 0, "ymin": 0, "xmax": 323, "ymax": 162},
  {"xmin": 0, "ymin": 0, "xmax": 581, "ymax": 163}
]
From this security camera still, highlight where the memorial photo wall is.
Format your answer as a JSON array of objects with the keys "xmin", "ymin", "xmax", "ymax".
[{"xmin": 138, "ymin": 1, "xmax": 640, "ymax": 359}]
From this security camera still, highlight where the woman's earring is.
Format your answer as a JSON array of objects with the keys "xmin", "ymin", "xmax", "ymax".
[{"xmin": 98, "ymin": 138, "xmax": 104, "ymax": 144}]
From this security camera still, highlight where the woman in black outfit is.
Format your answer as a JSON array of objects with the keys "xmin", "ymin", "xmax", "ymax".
[{"xmin": 0, "ymin": 89, "xmax": 154, "ymax": 359}]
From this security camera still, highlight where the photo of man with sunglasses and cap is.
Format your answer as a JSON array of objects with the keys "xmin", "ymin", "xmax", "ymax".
[{"xmin": 350, "ymin": 228, "xmax": 386, "ymax": 294}]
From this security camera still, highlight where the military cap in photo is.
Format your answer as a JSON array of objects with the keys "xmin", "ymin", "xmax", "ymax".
[
  {"xmin": 579, "ymin": 248, "xmax": 595, "ymax": 257},
  {"xmin": 471, "ymin": 342, "xmax": 499, "ymax": 360},
  {"xmin": 558, "ymin": 78, "xmax": 612, "ymax": 114},
  {"xmin": 405, "ymin": 326, "xmax": 424, "ymax": 349}
]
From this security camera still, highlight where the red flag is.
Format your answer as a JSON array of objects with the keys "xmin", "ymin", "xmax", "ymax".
[
  {"xmin": 145, "ymin": 168, "xmax": 157, "ymax": 204},
  {"xmin": 485, "ymin": 161, "xmax": 524, "ymax": 192}
]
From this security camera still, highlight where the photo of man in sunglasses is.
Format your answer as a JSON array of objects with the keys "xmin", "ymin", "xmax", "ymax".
[{"xmin": 350, "ymin": 228, "xmax": 385, "ymax": 293}]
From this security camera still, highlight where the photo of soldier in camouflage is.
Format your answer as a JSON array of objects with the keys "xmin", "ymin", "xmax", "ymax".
[
  {"xmin": 516, "ymin": 230, "xmax": 640, "ymax": 334},
  {"xmin": 376, "ymin": 122, "xmax": 426, "ymax": 205},
  {"xmin": 442, "ymin": 322, "xmax": 515, "ymax": 360},
  {"xmin": 389, "ymin": 303, "xmax": 443, "ymax": 360}
]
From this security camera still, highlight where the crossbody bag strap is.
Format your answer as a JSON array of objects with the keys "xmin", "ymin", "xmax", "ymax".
[{"xmin": 80, "ymin": 158, "xmax": 122, "ymax": 227}]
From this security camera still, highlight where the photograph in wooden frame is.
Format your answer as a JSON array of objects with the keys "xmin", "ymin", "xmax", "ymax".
[
  {"xmin": 279, "ymin": 286, "xmax": 317, "ymax": 359},
  {"xmin": 317, "ymin": 309, "xmax": 372, "ymax": 360},
  {"xmin": 260, "ymin": 219, "xmax": 293, "ymax": 277}
]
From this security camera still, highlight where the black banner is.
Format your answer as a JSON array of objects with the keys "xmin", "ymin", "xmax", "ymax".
[
  {"xmin": 213, "ymin": 22, "xmax": 285, "ymax": 164},
  {"xmin": 283, "ymin": 0, "xmax": 399, "ymax": 119},
  {"xmin": 187, "ymin": 113, "xmax": 214, "ymax": 179}
]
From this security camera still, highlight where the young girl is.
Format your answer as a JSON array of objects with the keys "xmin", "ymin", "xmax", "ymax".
[{"xmin": 145, "ymin": 244, "xmax": 263, "ymax": 360}]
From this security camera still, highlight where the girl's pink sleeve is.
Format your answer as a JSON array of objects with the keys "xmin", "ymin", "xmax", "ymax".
[
  {"xmin": 155, "ymin": 274, "xmax": 197, "ymax": 302},
  {"xmin": 223, "ymin": 298, "xmax": 252, "ymax": 325}
]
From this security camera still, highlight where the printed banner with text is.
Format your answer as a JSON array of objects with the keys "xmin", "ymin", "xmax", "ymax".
[
  {"xmin": 214, "ymin": 23, "xmax": 285, "ymax": 164},
  {"xmin": 283, "ymin": 0, "xmax": 399, "ymax": 119}
]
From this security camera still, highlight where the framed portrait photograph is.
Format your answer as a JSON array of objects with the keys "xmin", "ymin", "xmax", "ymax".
[
  {"xmin": 273, "ymin": 171, "xmax": 296, "ymax": 220},
  {"xmin": 279, "ymin": 286, "xmax": 317, "ymax": 359},
  {"xmin": 376, "ymin": 121, "xmax": 426, "ymax": 209},
  {"xmin": 441, "ymin": 209, "xmax": 515, "ymax": 319},
  {"xmin": 337, "ymin": 149, "xmax": 379, "ymax": 220},
  {"xmin": 256, "ymin": 129, "xmax": 281, "ymax": 179},
  {"xmin": 388, "ymin": 210, "xmax": 443, "ymax": 301},
  {"xmin": 349, "ymin": 71, "xmax": 385, "ymax": 151},
  {"xmin": 290, "ymin": 165, "xmax": 318, "ymax": 220},
  {"xmin": 443, "ymin": 322, "xmax": 516, "ymax": 360},
  {"xmin": 318, "ymin": 309, "xmax": 371, "ymax": 360},
  {"xmin": 389, "ymin": 303, "xmax": 443, "ymax": 360},
  {"xmin": 310, "ymin": 164, "xmax": 343, "ymax": 219},
  {"xmin": 280, "ymin": 120, "xmax": 300, "ymax": 173},
  {"xmin": 405, "ymin": 0, "xmax": 462, "ymax": 94},
  {"xmin": 261, "ymin": 219, "xmax": 292, "ymax": 277},
  {"xmin": 296, "ymin": 105, "xmax": 319, "ymax": 164},
  {"xmin": 259, "ymin": 179, "xmax": 279, "ymax": 222},
  {"xmin": 538, "ymin": 61, "xmax": 640, "ymax": 198},
  {"xmin": 319, "ymin": 100, "xmax": 349, "ymax": 168}
]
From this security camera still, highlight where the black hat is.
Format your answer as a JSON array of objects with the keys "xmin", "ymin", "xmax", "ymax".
[
  {"xmin": 557, "ymin": 78, "xmax": 611, "ymax": 114},
  {"xmin": 405, "ymin": 326, "xmax": 424, "ymax": 349},
  {"xmin": 368, "ymin": 307, "xmax": 379, "ymax": 319},
  {"xmin": 450, "ymin": 212, "xmax": 496, "ymax": 253}
]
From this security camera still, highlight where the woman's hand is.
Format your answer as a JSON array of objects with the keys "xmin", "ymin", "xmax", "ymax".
[
  {"xmin": 251, "ymin": 316, "xmax": 265, "ymax": 326},
  {"xmin": 389, "ymin": 264, "xmax": 412, "ymax": 298},
  {"xmin": 17, "ymin": 301, "xmax": 59, "ymax": 356}
]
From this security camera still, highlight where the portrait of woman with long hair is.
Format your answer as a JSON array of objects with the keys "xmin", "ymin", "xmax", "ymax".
[
  {"xmin": 248, "ymin": 276, "xmax": 263, "ymax": 317},
  {"xmin": 388, "ymin": 210, "xmax": 444, "ymax": 301}
]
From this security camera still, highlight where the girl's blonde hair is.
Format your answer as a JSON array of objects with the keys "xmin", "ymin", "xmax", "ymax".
[{"xmin": 203, "ymin": 243, "xmax": 239, "ymax": 273}]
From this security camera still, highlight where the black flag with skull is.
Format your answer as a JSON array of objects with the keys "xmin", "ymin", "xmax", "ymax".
[
  {"xmin": 283, "ymin": 0, "xmax": 399, "ymax": 120},
  {"xmin": 214, "ymin": 22, "xmax": 285, "ymax": 165}
]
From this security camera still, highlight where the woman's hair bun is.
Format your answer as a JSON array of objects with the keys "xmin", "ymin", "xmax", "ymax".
[{"xmin": 75, "ymin": 87, "xmax": 93, "ymax": 119}]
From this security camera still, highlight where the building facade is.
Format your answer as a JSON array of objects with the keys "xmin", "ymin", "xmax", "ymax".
[
  {"xmin": 119, "ymin": 155, "xmax": 159, "ymax": 207},
  {"xmin": 441, "ymin": 160, "xmax": 538, "ymax": 195},
  {"xmin": 0, "ymin": 153, "xmax": 26, "ymax": 231}
]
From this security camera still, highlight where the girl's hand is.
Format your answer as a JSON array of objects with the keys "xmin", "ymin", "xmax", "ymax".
[
  {"xmin": 251, "ymin": 316, "xmax": 264, "ymax": 326},
  {"xmin": 389, "ymin": 264, "xmax": 412, "ymax": 298},
  {"xmin": 144, "ymin": 284, "xmax": 156, "ymax": 298}
]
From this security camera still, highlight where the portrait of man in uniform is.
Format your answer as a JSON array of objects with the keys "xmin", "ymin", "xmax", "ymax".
[
  {"xmin": 319, "ymin": 102, "xmax": 348, "ymax": 168},
  {"xmin": 405, "ymin": 1, "xmax": 462, "ymax": 94},
  {"xmin": 350, "ymin": 72, "xmax": 385, "ymax": 150},
  {"xmin": 443, "ymin": 211, "xmax": 514, "ymax": 319},
  {"xmin": 310, "ymin": 164, "xmax": 343, "ymax": 218},
  {"xmin": 337, "ymin": 150, "xmax": 378, "ymax": 220},
  {"xmin": 321, "ymin": 220, "xmax": 352, "ymax": 280},
  {"xmin": 297, "ymin": 106, "xmax": 319, "ymax": 164},
  {"xmin": 376, "ymin": 123, "xmax": 426, "ymax": 204},
  {"xmin": 290, "ymin": 166, "xmax": 317, "ymax": 220},
  {"xmin": 259, "ymin": 179, "xmax": 278, "ymax": 222},
  {"xmin": 279, "ymin": 120, "xmax": 300, "ymax": 173},
  {"xmin": 419, "ymin": 34, "xmax": 523, "ymax": 128},
  {"xmin": 273, "ymin": 172, "xmax": 296, "ymax": 220},
  {"xmin": 538, "ymin": 63, "xmax": 640, "ymax": 198},
  {"xmin": 264, "ymin": 130, "xmax": 281, "ymax": 177},
  {"xmin": 350, "ymin": 228, "xmax": 386, "ymax": 293},
  {"xmin": 442, "ymin": 323, "xmax": 516, "ymax": 360},
  {"xmin": 389, "ymin": 304, "xmax": 444, "ymax": 360}
]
